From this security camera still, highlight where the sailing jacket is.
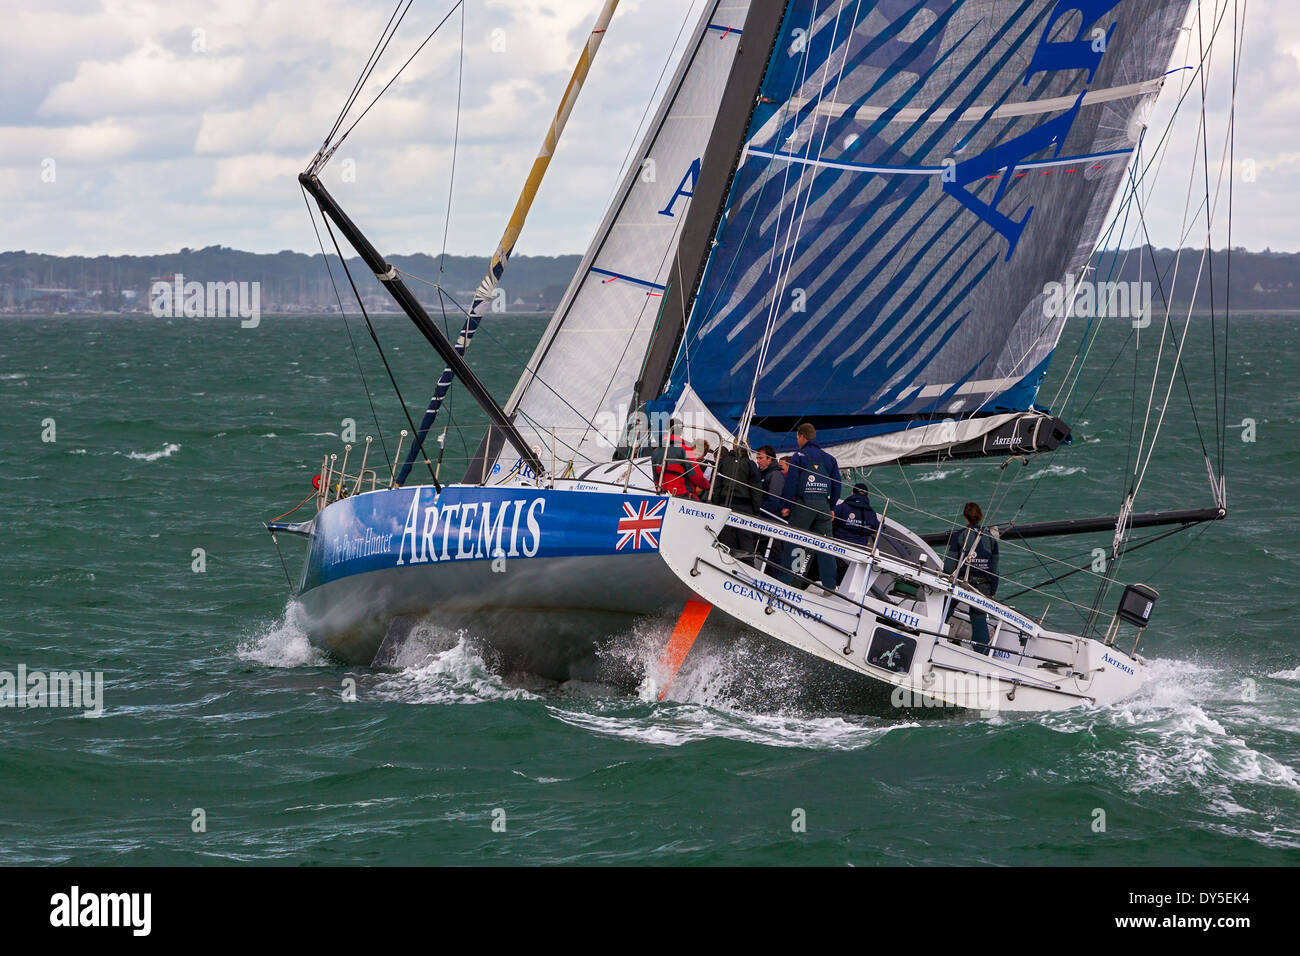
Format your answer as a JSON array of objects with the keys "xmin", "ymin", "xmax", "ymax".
[
  {"xmin": 758, "ymin": 462, "xmax": 787, "ymax": 517},
  {"xmin": 710, "ymin": 449, "xmax": 763, "ymax": 514},
  {"xmin": 657, "ymin": 438, "xmax": 708, "ymax": 499},
  {"xmin": 787, "ymin": 441, "xmax": 842, "ymax": 511},
  {"xmin": 944, "ymin": 524, "xmax": 1000, "ymax": 596},
  {"xmin": 833, "ymin": 493, "xmax": 880, "ymax": 547}
]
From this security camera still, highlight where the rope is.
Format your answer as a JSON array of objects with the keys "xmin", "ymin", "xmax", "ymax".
[
  {"xmin": 324, "ymin": 1, "xmax": 464, "ymax": 161},
  {"xmin": 267, "ymin": 491, "xmax": 317, "ymax": 526}
]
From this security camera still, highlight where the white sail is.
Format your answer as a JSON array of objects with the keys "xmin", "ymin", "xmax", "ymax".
[{"xmin": 491, "ymin": 0, "xmax": 753, "ymax": 477}]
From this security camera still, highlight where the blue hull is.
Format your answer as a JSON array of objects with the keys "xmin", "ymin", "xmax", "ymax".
[{"xmin": 294, "ymin": 484, "xmax": 694, "ymax": 673}]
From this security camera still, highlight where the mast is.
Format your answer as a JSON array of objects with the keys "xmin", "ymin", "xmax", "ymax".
[
  {"xmin": 395, "ymin": 0, "xmax": 621, "ymax": 486},
  {"xmin": 634, "ymin": 1, "xmax": 791, "ymax": 412},
  {"xmin": 299, "ymin": 171, "xmax": 545, "ymax": 480}
]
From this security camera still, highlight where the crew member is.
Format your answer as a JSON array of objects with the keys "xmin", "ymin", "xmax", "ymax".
[
  {"xmin": 832, "ymin": 482, "xmax": 879, "ymax": 547},
  {"xmin": 833, "ymin": 482, "xmax": 880, "ymax": 584},
  {"xmin": 944, "ymin": 501, "xmax": 1000, "ymax": 655},
  {"xmin": 711, "ymin": 442, "xmax": 763, "ymax": 564},
  {"xmin": 777, "ymin": 423, "xmax": 842, "ymax": 594},
  {"xmin": 656, "ymin": 422, "xmax": 709, "ymax": 500}
]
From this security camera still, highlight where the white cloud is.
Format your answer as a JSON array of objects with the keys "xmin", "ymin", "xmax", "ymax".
[{"xmin": 1, "ymin": 0, "xmax": 1295, "ymax": 257}]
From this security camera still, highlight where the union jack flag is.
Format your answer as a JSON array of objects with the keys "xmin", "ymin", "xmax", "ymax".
[{"xmin": 616, "ymin": 499, "xmax": 666, "ymax": 551}]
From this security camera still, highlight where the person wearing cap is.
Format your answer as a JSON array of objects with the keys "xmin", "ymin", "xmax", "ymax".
[{"xmin": 832, "ymin": 481, "xmax": 878, "ymax": 584}]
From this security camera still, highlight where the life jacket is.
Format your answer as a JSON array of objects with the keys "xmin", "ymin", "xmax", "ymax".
[{"xmin": 658, "ymin": 438, "xmax": 707, "ymax": 499}]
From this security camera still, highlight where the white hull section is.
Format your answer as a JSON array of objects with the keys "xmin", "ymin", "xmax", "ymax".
[{"xmin": 655, "ymin": 502, "xmax": 1147, "ymax": 713}]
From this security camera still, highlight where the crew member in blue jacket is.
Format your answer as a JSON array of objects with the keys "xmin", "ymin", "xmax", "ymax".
[
  {"xmin": 777, "ymin": 423, "xmax": 841, "ymax": 593},
  {"xmin": 832, "ymin": 482, "xmax": 879, "ymax": 548},
  {"xmin": 943, "ymin": 501, "xmax": 999, "ymax": 655},
  {"xmin": 832, "ymin": 482, "xmax": 879, "ymax": 585}
]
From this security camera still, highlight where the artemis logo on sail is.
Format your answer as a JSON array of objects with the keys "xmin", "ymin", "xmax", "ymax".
[
  {"xmin": 150, "ymin": 273, "xmax": 261, "ymax": 328},
  {"xmin": 942, "ymin": 0, "xmax": 1121, "ymax": 259},
  {"xmin": 658, "ymin": 158, "xmax": 700, "ymax": 218},
  {"xmin": 396, "ymin": 494, "xmax": 545, "ymax": 566}
]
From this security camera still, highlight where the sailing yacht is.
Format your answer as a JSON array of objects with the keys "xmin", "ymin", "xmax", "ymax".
[{"xmin": 270, "ymin": 0, "xmax": 1234, "ymax": 711}]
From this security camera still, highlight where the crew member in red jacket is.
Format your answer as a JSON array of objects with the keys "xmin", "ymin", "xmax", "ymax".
[{"xmin": 657, "ymin": 430, "xmax": 709, "ymax": 499}]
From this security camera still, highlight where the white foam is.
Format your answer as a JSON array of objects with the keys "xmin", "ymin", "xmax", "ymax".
[
  {"xmin": 1026, "ymin": 464, "xmax": 1086, "ymax": 479},
  {"xmin": 1048, "ymin": 657, "xmax": 1299, "ymax": 796},
  {"xmin": 237, "ymin": 606, "xmax": 328, "ymax": 667},
  {"xmin": 370, "ymin": 635, "xmax": 536, "ymax": 706},
  {"xmin": 122, "ymin": 442, "xmax": 181, "ymax": 462},
  {"xmin": 549, "ymin": 701, "xmax": 914, "ymax": 750},
  {"xmin": 1269, "ymin": 665, "xmax": 1300, "ymax": 681}
]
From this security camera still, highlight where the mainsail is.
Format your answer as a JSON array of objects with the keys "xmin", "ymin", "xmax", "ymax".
[
  {"xmin": 650, "ymin": 0, "xmax": 1193, "ymax": 466},
  {"xmin": 482, "ymin": 0, "xmax": 757, "ymax": 478}
]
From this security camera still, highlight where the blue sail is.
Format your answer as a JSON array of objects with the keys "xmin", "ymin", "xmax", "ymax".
[{"xmin": 656, "ymin": 0, "xmax": 1191, "ymax": 463}]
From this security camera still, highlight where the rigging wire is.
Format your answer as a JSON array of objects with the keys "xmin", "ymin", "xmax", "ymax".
[
  {"xmin": 739, "ymin": 0, "xmax": 857, "ymax": 445},
  {"xmin": 540, "ymin": 0, "xmax": 755, "ymax": 460},
  {"xmin": 300, "ymin": 187, "xmax": 392, "ymax": 468},
  {"xmin": 323, "ymin": 1, "xmax": 465, "ymax": 163},
  {"xmin": 318, "ymin": 0, "xmax": 414, "ymax": 163},
  {"xmin": 316, "ymin": 195, "xmax": 439, "ymax": 485},
  {"xmin": 1081, "ymin": 0, "xmax": 1238, "ymax": 628}
]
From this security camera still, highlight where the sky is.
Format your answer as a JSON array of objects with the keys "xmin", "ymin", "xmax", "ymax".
[{"xmin": 0, "ymin": 0, "xmax": 1291, "ymax": 258}]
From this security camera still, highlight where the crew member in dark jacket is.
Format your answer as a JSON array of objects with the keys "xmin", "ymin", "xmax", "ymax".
[
  {"xmin": 943, "ymin": 501, "xmax": 999, "ymax": 655},
  {"xmin": 777, "ymin": 423, "xmax": 842, "ymax": 593},
  {"xmin": 833, "ymin": 482, "xmax": 879, "ymax": 548},
  {"xmin": 753, "ymin": 445, "xmax": 785, "ymax": 571},
  {"xmin": 832, "ymin": 482, "xmax": 878, "ymax": 584},
  {"xmin": 711, "ymin": 443, "xmax": 763, "ymax": 565},
  {"xmin": 754, "ymin": 445, "xmax": 786, "ymax": 518}
]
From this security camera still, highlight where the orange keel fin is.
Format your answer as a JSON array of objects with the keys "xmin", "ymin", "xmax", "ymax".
[{"xmin": 657, "ymin": 599, "xmax": 712, "ymax": 701}]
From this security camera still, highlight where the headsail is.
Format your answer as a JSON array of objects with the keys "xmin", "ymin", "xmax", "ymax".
[
  {"xmin": 482, "ymin": 0, "xmax": 757, "ymax": 479},
  {"xmin": 396, "ymin": 0, "xmax": 622, "ymax": 486},
  {"xmin": 651, "ymin": 0, "xmax": 1192, "ymax": 465}
]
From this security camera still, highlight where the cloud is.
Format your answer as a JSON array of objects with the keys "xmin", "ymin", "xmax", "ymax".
[{"xmin": 1, "ymin": 0, "xmax": 1295, "ymax": 258}]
